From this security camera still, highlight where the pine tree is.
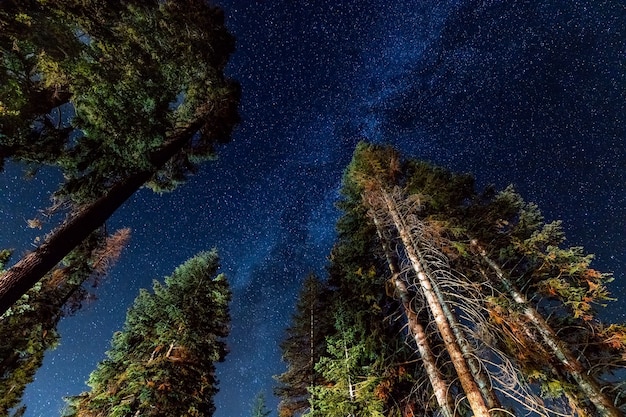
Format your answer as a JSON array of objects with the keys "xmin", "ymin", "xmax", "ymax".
[
  {"xmin": 0, "ymin": 228, "xmax": 130, "ymax": 415},
  {"xmin": 63, "ymin": 250, "xmax": 231, "ymax": 417},
  {"xmin": 307, "ymin": 325, "xmax": 386, "ymax": 417},
  {"xmin": 303, "ymin": 142, "xmax": 625, "ymax": 416},
  {"xmin": 303, "ymin": 149, "xmax": 429, "ymax": 416},
  {"xmin": 0, "ymin": 0, "xmax": 240, "ymax": 315},
  {"xmin": 251, "ymin": 391, "xmax": 272, "ymax": 417},
  {"xmin": 0, "ymin": 0, "xmax": 77, "ymax": 160},
  {"xmin": 275, "ymin": 274, "xmax": 332, "ymax": 417}
]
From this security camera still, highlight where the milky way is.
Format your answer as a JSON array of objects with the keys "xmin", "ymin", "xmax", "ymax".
[{"xmin": 2, "ymin": 1, "xmax": 623, "ymax": 416}]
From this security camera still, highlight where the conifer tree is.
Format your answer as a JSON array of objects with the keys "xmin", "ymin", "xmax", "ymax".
[
  {"xmin": 0, "ymin": 0, "xmax": 240, "ymax": 315},
  {"xmin": 275, "ymin": 274, "xmax": 331, "ymax": 417},
  {"xmin": 0, "ymin": 228, "xmax": 130, "ymax": 415},
  {"xmin": 63, "ymin": 250, "xmax": 231, "ymax": 417},
  {"xmin": 302, "ymin": 142, "xmax": 625, "ymax": 416},
  {"xmin": 300, "ymin": 152, "xmax": 431, "ymax": 416},
  {"xmin": 371, "ymin": 210, "xmax": 456, "ymax": 417},
  {"xmin": 307, "ymin": 324, "xmax": 386, "ymax": 417},
  {"xmin": 251, "ymin": 392, "xmax": 272, "ymax": 417}
]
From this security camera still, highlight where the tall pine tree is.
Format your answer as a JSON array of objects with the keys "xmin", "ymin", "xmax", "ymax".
[
  {"xmin": 292, "ymin": 147, "xmax": 430, "ymax": 416},
  {"xmin": 0, "ymin": 0, "xmax": 240, "ymax": 315},
  {"xmin": 275, "ymin": 274, "xmax": 332, "ymax": 417},
  {"xmin": 63, "ymin": 250, "xmax": 231, "ymax": 417},
  {"xmin": 0, "ymin": 228, "xmax": 130, "ymax": 415},
  {"xmin": 299, "ymin": 142, "xmax": 625, "ymax": 416}
]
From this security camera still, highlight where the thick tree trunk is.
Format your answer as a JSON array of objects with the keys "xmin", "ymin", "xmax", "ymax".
[
  {"xmin": 395, "ymin": 275, "xmax": 457, "ymax": 417},
  {"xmin": 380, "ymin": 190, "xmax": 492, "ymax": 417},
  {"xmin": 371, "ymin": 213, "xmax": 456, "ymax": 417},
  {"xmin": 413, "ymin": 245, "xmax": 503, "ymax": 414},
  {"xmin": 426, "ymin": 264, "xmax": 503, "ymax": 413},
  {"xmin": 472, "ymin": 241, "xmax": 623, "ymax": 417},
  {"xmin": 0, "ymin": 121, "xmax": 203, "ymax": 316}
]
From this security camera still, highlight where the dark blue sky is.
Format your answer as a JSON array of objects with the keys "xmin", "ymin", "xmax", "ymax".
[{"xmin": 1, "ymin": 1, "xmax": 624, "ymax": 416}]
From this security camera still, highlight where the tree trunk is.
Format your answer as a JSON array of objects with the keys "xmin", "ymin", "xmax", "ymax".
[
  {"xmin": 379, "ymin": 190, "xmax": 492, "ymax": 417},
  {"xmin": 371, "ymin": 213, "xmax": 456, "ymax": 417},
  {"xmin": 0, "ymin": 121, "xmax": 203, "ymax": 316},
  {"xmin": 409, "ymin": 235, "xmax": 503, "ymax": 414},
  {"xmin": 472, "ymin": 241, "xmax": 623, "ymax": 417},
  {"xmin": 396, "ymin": 275, "xmax": 457, "ymax": 417},
  {"xmin": 344, "ymin": 342, "xmax": 355, "ymax": 402},
  {"xmin": 309, "ymin": 284, "xmax": 316, "ymax": 392},
  {"xmin": 426, "ymin": 264, "xmax": 503, "ymax": 413}
]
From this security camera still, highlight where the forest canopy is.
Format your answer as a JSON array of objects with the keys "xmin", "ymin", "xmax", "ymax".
[
  {"xmin": 63, "ymin": 251, "xmax": 231, "ymax": 417},
  {"xmin": 0, "ymin": 0, "xmax": 240, "ymax": 315},
  {"xmin": 1, "ymin": 0, "xmax": 624, "ymax": 415},
  {"xmin": 0, "ymin": 1, "xmax": 240, "ymax": 413},
  {"xmin": 276, "ymin": 142, "xmax": 626, "ymax": 417}
]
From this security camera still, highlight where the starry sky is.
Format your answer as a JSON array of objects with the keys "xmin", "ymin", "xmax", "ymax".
[{"xmin": 1, "ymin": 1, "xmax": 625, "ymax": 416}]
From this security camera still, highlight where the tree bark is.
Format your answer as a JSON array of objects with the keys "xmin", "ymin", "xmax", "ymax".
[
  {"xmin": 371, "ymin": 213, "xmax": 456, "ymax": 417},
  {"xmin": 379, "ymin": 190, "xmax": 492, "ymax": 417},
  {"xmin": 0, "ymin": 120, "xmax": 203, "ymax": 316},
  {"xmin": 413, "ymin": 243, "xmax": 503, "ymax": 414},
  {"xmin": 396, "ymin": 275, "xmax": 457, "ymax": 417},
  {"xmin": 472, "ymin": 241, "xmax": 623, "ymax": 417}
]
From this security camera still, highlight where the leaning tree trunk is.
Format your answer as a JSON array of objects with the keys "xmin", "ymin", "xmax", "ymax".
[
  {"xmin": 0, "ymin": 120, "xmax": 204, "ymax": 316},
  {"xmin": 424, "ymin": 259, "xmax": 503, "ymax": 413},
  {"xmin": 376, "ymin": 189, "xmax": 492, "ymax": 417},
  {"xmin": 404, "ymin": 217, "xmax": 504, "ymax": 415},
  {"xmin": 472, "ymin": 241, "xmax": 623, "ymax": 417},
  {"xmin": 371, "ymin": 212, "xmax": 456, "ymax": 417}
]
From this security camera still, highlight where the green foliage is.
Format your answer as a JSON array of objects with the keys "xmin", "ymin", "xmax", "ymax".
[
  {"xmin": 403, "ymin": 159, "xmax": 474, "ymax": 214},
  {"xmin": 297, "ymin": 144, "xmax": 427, "ymax": 416},
  {"xmin": 0, "ymin": 0, "xmax": 238, "ymax": 348},
  {"xmin": 343, "ymin": 141, "xmax": 474, "ymax": 217},
  {"xmin": 275, "ymin": 274, "xmax": 332, "ymax": 417},
  {"xmin": 0, "ymin": 229, "xmax": 128, "ymax": 415},
  {"xmin": 306, "ymin": 335, "xmax": 385, "ymax": 417},
  {"xmin": 64, "ymin": 251, "xmax": 231, "ymax": 417},
  {"xmin": 299, "ymin": 142, "xmax": 626, "ymax": 415},
  {"xmin": 0, "ymin": 249, "xmax": 12, "ymax": 269},
  {"xmin": 251, "ymin": 392, "xmax": 272, "ymax": 417},
  {"xmin": 1, "ymin": 0, "xmax": 240, "ymax": 205},
  {"xmin": 343, "ymin": 142, "xmax": 403, "ymax": 193},
  {"xmin": 0, "ymin": 0, "xmax": 81, "ymax": 168}
]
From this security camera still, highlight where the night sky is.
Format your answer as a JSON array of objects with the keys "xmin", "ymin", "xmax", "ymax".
[{"xmin": 0, "ymin": 1, "xmax": 624, "ymax": 416}]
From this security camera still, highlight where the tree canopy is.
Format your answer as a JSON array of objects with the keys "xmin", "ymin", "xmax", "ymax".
[
  {"xmin": 0, "ymin": 0, "xmax": 240, "ymax": 314},
  {"xmin": 277, "ymin": 142, "xmax": 626, "ymax": 417},
  {"xmin": 63, "ymin": 250, "xmax": 231, "ymax": 417},
  {"xmin": 0, "ymin": 228, "xmax": 130, "ymax": 415},
  {"xmin": 1, "ymin": 0, "xmax": 239, "ymax": 198}
]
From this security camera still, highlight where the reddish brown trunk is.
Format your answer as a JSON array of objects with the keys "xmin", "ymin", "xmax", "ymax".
[
  {"xmin": 0, "ymin": 122, "xmax": 202, "ymax": 316},
  {"xmin": 379, "ymin": 190, "xmax": 491, "ymax": 417}
]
